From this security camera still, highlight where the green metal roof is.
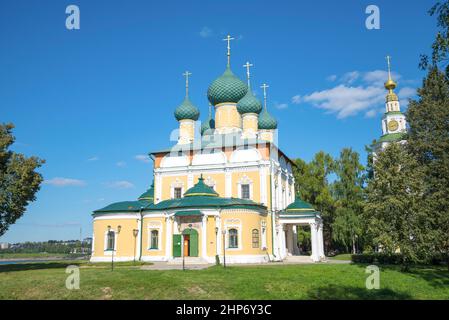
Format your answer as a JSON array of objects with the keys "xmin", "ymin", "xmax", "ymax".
[
  {"xmin": 258, "ymin": 108, "xmax": 277, "ymax": 130},
  {"xmin": 146, "ymin": 196, "xmax": 266, "ymax": 213},
  {"xmin": 174, "ymin": 97, "xmax": 200, "ymax": 121},
  {"xmin": 378, "ymin": 132, "xmax": 407, "ymax": 143},
  {"xmin": 281, "ymin": 196, "xmax": 320, "ymax": 217},
  {"xmin": 138, "ymin": 183, "xmax": 154, "ymax": 201},
  {"xmin": 200, "ymin": 115, "xmax": 215, "ymax": 136},
  {"xmin": 150, "ymin": 132, "xmax": 270, "ymax": 155},
  {"xmin": 237, "ymin": 90, "xmax": 262, "ymax": 114},
  {"xmin": 174, "ymin": 210, "xmax": 203, "ymax": 217},
  {"xmin": 93, "ymin": 200, "xmax": 151, "ymax": 214},
  {"xmin": 383, "ymin": 111, "xmax": 404, "ymax": 117},
  {"xmin": 184, "ymin": 175, "xmax": 219, "ymax": 197},
  {"xmin": 207, "ymin": 65, "xmax": 248, "ymax": 105}
]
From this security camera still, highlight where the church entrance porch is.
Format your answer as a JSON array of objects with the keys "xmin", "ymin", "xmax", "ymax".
[{"xmin": 279, "ymin": 219, "xmax": 325, "ymax": 262}]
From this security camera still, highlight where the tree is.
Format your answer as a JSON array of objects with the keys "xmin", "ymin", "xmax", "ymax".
[
  {"xmin": 407, "ymin": 67, "xmax": 449, "ymax": 270},
  {"xmin": 331, "ymin": 148, "xmax": 365, "ymax": 254},
  {"xmin": 420, "ymin": 1, "xmax": 449, "ymax": 75},
  {"xmin": 293, "ymin": 151, "xmax": 335, "ymax": 252},
  {"xmin": 364, "ymin": 143, "xmax": 434, "ymax": 270},
  {"xmin": 0, "ymin": 123, "xmax": 44, "ymax": 236}
]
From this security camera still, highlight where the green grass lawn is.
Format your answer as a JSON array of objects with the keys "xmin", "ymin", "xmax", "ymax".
[
  {"xmin": 329, "ymin": 254, "xmax": 352, "ymax": 261},
  {"xmin": 0, "ymin": 261, "xmax": 448, "ymax": 300}
]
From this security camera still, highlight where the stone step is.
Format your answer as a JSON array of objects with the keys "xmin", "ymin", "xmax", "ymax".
[{"xmin": 167, "ymin": 257, "xmax": 210, "ymax": 265}]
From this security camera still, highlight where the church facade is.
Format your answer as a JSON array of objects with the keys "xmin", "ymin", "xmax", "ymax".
[{"xmin": 90, "ymin": 36, "xmax": 326, "ymax": 264}]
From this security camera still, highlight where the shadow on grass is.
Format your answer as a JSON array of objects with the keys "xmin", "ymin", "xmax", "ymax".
[
  {"xmin": 307, "ymin": 284, "xmax": 412, "ymax": 300},
  {"xmin": 352, "ymin": 263, "xmax": 449, "ymax": 289},
  {"xmin": 0, "ymin": 262, "xmax": 82, "ymax": 273}
]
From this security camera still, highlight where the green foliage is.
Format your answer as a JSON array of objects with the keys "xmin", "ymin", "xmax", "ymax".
[
  {"xmin": 0, "ymin": 123, "xmax": 44, "ymax": 236},
  {"xmin": 420, "ymin": 1, "xmax": 449, "ymax": 75},
  {"xmin": 331, "ymin": 148, "xmax": 365, "ymax": 253},
  {"xmin": 407, "ymin": 67, "xmax": 449, "ymax": 269},
  {"xmin": 293, "ymin": 152, "xmax": 335, "ymax": 251},
  {"xmin": 364, "ymin": 143, "xmax": 434, "ymax": 269}
]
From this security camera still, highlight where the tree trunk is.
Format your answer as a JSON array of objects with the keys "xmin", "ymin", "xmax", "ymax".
[{"xmin": 352, "ymin": 235, "xmax": 356, "ymax": 254}]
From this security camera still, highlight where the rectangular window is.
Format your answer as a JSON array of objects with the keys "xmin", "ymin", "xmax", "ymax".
[
  {"xmin": 150, "ymin": 230, "xmax": 159, "ymax": 249},
  {"xmin": 106, "ymin": 231, "xmax": 115, "ymax": 251},
  {"xmin": 252, "ymin": 229, "xmax": 260, "ymax": 248},
  {"xmin": 241, "ymin": 184, "xmax": 250, "ymax": 200},
  {"xmin": 174, "ymin": 187, "xmax": 182, "ymax": 199}
]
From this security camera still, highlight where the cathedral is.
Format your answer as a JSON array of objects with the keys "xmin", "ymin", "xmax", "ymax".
[
  {"xmin": 90, "ymin": 38, "xmax": 406, "ymax": 265},
  {"xmin": 90, "ymin": 35, "xmax": 325, "ymax": 264}
]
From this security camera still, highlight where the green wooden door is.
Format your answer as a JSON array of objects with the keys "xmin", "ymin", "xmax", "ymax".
[
  {"xmin": 190, "ymin": 231, "xmax": 198, "ymax": 257},
  {"xmin": 173, "ymin": 234, "xmax": 182, "ymax": 257}
]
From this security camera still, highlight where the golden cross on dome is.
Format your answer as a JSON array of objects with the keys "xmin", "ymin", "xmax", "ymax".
[
  {"xmin": 222, "ymin": 34, "xmax": 235, "ymax": 66},
  {"xmin": 386, "ymin": 55, "xmax": 392, "ymax": 80},
  {"xmin": 261, "ymin": 83, "xmax": 269, "ymax": 109},
  {"xmin": 243, "ymin": 61, "xmax": 253, "ymax": 88},
  {"xmin": 182, "ymin": 71, "xmax": 192, "ymax": 97}
]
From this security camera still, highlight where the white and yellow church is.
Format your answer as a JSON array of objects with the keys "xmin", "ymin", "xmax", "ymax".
[{"xmin": 90, "ymin": 36, "xmax": 326, "ymax": 264}]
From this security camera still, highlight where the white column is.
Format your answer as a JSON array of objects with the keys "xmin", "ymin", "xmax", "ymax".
[
  {"xmin": 165, "ymin": 216, "xmax": 173, "ymax": 261},
  {"xmin": 155, "ymin": 172, "xmax": 162, "ymax": 204},
  {"xmin": 318, "ymin": 222, "xmax": 325, "ymax": 259},
  {"xmin": 136, "ymin": 217, "xmax": 141, "ymax": 260},
  {"xmin": 280, "ymin": 225, "xmax": 287, "ymax": 259},
  {"xmin": 187, "ymin": 171, "xmax": 194, "ymax": 189},
  {"xmin": 201, "ymin": 214, "xmax": 208, "ymax": 259},
  {"xmin": 310, "ymin": 222, "xmax": 319, "ymax": 262},
  {"xmin": 215, "ymin": 215, "xmax": 221, "ymax": 257},
  {"xmin": 260, "ymin": 166, "xmax": 267, "ymax": 205},
  {"xmin": 225, "ymin": 169, "xmax": 232, "ymax": 197},
  {"xmin": 292, "ymin": 225, "xmax": 299, "ymax": 255}
]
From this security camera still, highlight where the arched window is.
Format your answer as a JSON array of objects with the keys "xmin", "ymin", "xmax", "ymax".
[
  {"xmin": 228, "ymin": 228, "xmax": 238, "ymax": 248},
  {"xmin": 150, "ymin": 230, "xmax": 159, "ymax": 249},
  {"xmin": 252, "ymin": 229, "xmax": 260, "ymax": 248},
  {"xmin": 106, "ymin": 231, "xmax": 115, "ymax": 251}
]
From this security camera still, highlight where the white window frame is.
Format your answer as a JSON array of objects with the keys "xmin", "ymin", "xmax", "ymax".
[
  {"xmin": 237, "ymin": 175, "xmax": 253, "ymax": 200},
  {"xmin": 147, "ymin": 224, "xmax": 163, "ymax": 251},
  {"xmin": 103, "ymin": 229, "xmax": 118, "ymax": 255},
  {"xmin": 224, "ymin": 221, "xmax": 242, "ymax": 251}
]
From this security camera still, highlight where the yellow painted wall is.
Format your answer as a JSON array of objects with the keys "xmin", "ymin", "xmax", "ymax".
[
  {"xmin": 215, "ymin": 103, "xmax": 241, "ymax": 132},
  {"xmin": 141, "ymin": 216, "xmax": 166, "ymax": 256},
  {"xmin": 179, "ymin": 119, "xmax": 195, "ymax": 143},
  {"xmin": 161, "ymin": 175, "xmax": 188, "ymax": 200},
  {"xmin": 221, "ymin": 209, "xmax": 267, "ymax": 256},
  {"xmin": 92, "ymin": 218, "xmax": 139, "ymax": 258},
  {"xmin": 193, "ymin": 173, "xmax": 225, "ymax": 197},
  {"xmin": 231, "ymin": 171, "xmax": 261, "ymax": 202},
  {"xmin": 206, "ymin": 215, "xmax": 218, "ymax": 257}
]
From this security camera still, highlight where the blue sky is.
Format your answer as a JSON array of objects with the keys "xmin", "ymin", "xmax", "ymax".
[{"xmin": 0, "ymin": 0, "xmax": 437, "ymax": 242}]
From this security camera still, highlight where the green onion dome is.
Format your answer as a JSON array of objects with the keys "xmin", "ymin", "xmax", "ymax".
[
  {"xmin": 207, "ymin": 66, "xmax": 248, "ymax": 105},
  {"xmin": 184, "ymin": 175, "xmax": 219, "ymax": 197},
  {"xmin": 237, "ymin": 90, "xmax": 262, "ymax": 114},
  {"xmin": 174, "ymin": 97, "xmax": 200, "ymax": 121},
  {"xmin": 138, "ymin": 183, "xmax": 154, "ymax": 202},
  {"xmin": 258, "ymin": 108, "xmax": 277, "ymax": 130},
  {"xmin": 200, "ymin": 116, "xmax": 215, "ymax": 135}
]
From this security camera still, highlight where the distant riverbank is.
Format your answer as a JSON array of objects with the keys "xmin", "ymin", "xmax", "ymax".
[{"xmin": 0, "ymin": 253, "xmax": 89, "ymax": 262}]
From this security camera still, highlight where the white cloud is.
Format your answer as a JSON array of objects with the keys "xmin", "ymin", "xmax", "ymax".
[
  {"xmin": 199, "ymin": 27, "xmax": 213, "ymax": 38},
  {"xmin": 116, "ymin": 161, "xmax": 126, "ymax": 167},
  {"xmin": 340, "ymin": 71, "xmax": 360, "ymax": 84},
  {"xmin": 44, "ymin": 177, "xmax": 86, "ymax": 187},
  {"xmin": 87, "ymin": 156, "xmax": 99, "ymax": 161},
  {"xmin": 291, "ymin": 95, "xmax": 301, "ymax": 104},
  {"xmin": 135, "ymin": 154, "xmax": 150, "ymax": 163},
  {"xmin": 326, "ymin": 74, "xmax": 337, "ymax": 82},
  {"xmin": 294, "ymin": 69, "xmax": 417, "ymax": 119},
  {"xmin": 274, "ymin": 102, "xmax": 288, "ymax": 110},
  {"xmin": 302, "ymin": 85, "xmax": 385, "ymax": 118},
  {"xmin": 106, "ymin": 181, "xmax": 135, "ymax": 189}
]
